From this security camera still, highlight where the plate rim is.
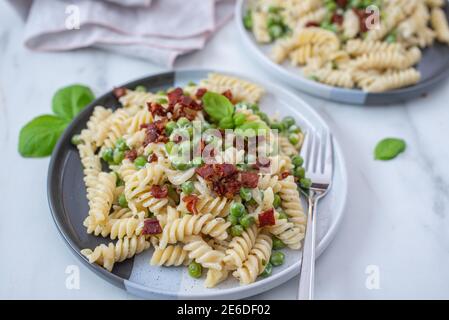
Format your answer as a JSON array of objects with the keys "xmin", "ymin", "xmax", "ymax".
[
  {"xmin": 235, "ymin": 0, "xmax": 449, "ymax": 105},
  {"xmin": 47, "ymin": 68, "xmax": 348, "ymax": 299}
]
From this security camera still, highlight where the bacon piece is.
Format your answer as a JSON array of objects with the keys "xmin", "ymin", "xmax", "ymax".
[
  {"xmin": 183, "ymin": 195, "xmax": 199, "ymax": 214},
  {"xmin": 353, "ymin": 8, "xmax": 369, "ymax": 33},
  {"xmin": 331, "ymin": 13, "xmax": 344, "ymax": 25},
  {"xmin": 305, "ymin": 21, "xmax": 320, "ymax": 27},
  {"xmin": 280, "ymin": 171, "xmax": 290, "ymax": 180},
  {"xmin": 195, "ymin": 88, "xmax": 207, "ymax": 99},
  {"xmin": 167, "ymin": 87, "xmax": 184, "ymax": 107},
  {"xmin": 195, "ymin": 164, "xmax": 216, "ymax": 181},
  {"xmin": 336, "ymin": 0, "xmax": 347, "ymax": 7},
  {"xmin": 124, "ymin": 149, "xmax": 138, "ymax": 161},
  {"xmin": 259, "ymin": 208, "xmax": 276, "ymax": 227},
  {"xmin": 150, "ymin": 185, "xmax": 168, "ymax": 199},
  {"xmin": 148, "ymin": 102, "xmax": 167, "ymax": 117},
  {"xmin": 143, "ymin": 120, "xmax": 168, "ymax": 146},
  {"xmin": 240, "ymin": 172, "xmax": 259, "ymax": 188},
  {"xmin": 222, "ymin": 89, "xmax": 233, "ymax": 101},
  {"xmin": 148, "ymin": 153, "xmax": 158, "ymax": 163},
  {"xmin": 142, "ymin": 218, "xmax": 162, "ymax": 235}
]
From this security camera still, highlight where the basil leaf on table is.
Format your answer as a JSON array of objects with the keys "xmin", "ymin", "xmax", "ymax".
[
  {"xmin": 202, "ymin": 92, "xmax": 234, "ymax": 122},
  {"xmin": 18, "ymin": 115, "xmax": 70, "ymax": 157},
  {"xmin": 52, "ymin": 84, "xmax": 94, "ymax": 120},
  {"xmin": 18, "ymin": 84, "xmax": 95, "ymax": 158},
  {"xmin": 374, "ymin": 138, "xmax": 406, "ymax": 160}
]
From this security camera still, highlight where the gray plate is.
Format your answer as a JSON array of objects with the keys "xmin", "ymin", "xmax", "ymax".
[
  {"xmin": 236, "ymin": 0, "xmax": 449, "ymax": 105},
  {"xmin": 47, "ymin": 69, "xmax": 348, "ymax": 299}
]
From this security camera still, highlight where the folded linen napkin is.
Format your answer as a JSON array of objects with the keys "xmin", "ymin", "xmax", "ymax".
[{"xmin": 7, "ymin": 0, "xmax": 235, "ymax": 67}]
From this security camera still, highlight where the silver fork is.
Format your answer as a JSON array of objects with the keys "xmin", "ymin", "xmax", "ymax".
[{"xmin": 297, "ymin": 131, "xmax": 333, "ymax": 300}]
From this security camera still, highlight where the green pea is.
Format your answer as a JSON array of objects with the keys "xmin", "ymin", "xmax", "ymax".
[
  {"xmin": 113, "ymin": 149, "xmax": 125, "ymax": 164},
  {"xmin": 156, "ymin": 98, "xmax": 168, "ymax": 104},
  {"xmin": 267, "ymin": 14, "xmax": 283, "ymax": 27},
  {"xmin": 260, "ymin": 262, "xmax": 273, "ymax": 277},
  {"xmin": 288, "ymin": 133, "xmax": 300, "ymax": 145},
  {"xmin": 227, "ymin": 215, "xmax": 239, "ymax": 226},
  {"xmin": 188, "ymin": 261, "xmax": 202, "ymax": 278},
  {"xmin": 135, "ymin": 85, "xmax": 147, "ymax": 92},
  {"xmin": 294, "ymin": 166, "xmax": 305, "ymax": 179},
  {"xmin": 273, "ymin": 194, "xmax": 282, "ymax": 208},
  {"xmin": 268, "ymin": 6, "xmax": 281, "ymax": 14},
  {"xmin": 278, "ymin": 210, "xmax": 289, "ymax": 220},
  {"xmin": 156, "ymin": 90, "xmax": 166, "ymax": 96},
  {"xmin": 243, "ymin": 10, "xmax": 253, "ymax": 30},
  {"xmin": 114, "ymin": 172, "xmax": 124, "ymax": 187},
  {"xmin": 165, "ymin": 141, "xmax": 175, "ymax": 154},
  {"xmin": 270, "ymin": 121, "xmax": 285, "ymax": 131},
  {"xmin": 118, "ymin": 194, "xmax": 128, "ymax": 208},
  {"xmin": 233, "ymin": 112, "xmax": 246, "ymax": 127},
  {"xmin": 187, "ymin": 81, "xmax": 197, "ymax": 86},
  {"xmin": 272, "ymin": 237, "xmax": 286, "ymax": 250},
  {"xmin": 177, "ymin": 117, "xmax": 191, "ymax": 128},
  {"xmin": 300, "ymin": 178, "xmax": 312, "ymax": 189},
  {"xmin": 270, "ymin": 251, "xmax": 285, "ymax": 266},
  {"xmin": 230, "ymin": 202, "xmax": 246, "ymax": 218},
  {"xmin": 282, "ymin": 116, "xmax": 295, "ymax": 128},
  {"xmin": 256, "ymin": 111, "xmax": 271, "ymax": 125},
  {"xmin": 249, "ymin": 104, "xmax": 260, "ymax": 112},
  {"xmin": 101, "ymin": 147, "xmax": 114, "ymax": 163},
  {"xmin": 240, "ymin": 188, "xmax": 252, "ymax": 202},
  {"xmin": 192, "ymin": 157, "xmax": 203, "ymax": 167},
  {"xmin": 115, "ymin": 138, "xmax": 128, "ymax": 152},
  {"xmin": 134, "ymin": 156, "xmax": 147, "ymax": 169},
  {"xmin": 326, "ymin": 1, "xmax": 337, "ymax": 11},
  {"xmin": 292, "ymin": 155, "xmax": 304, "ymax": 167},
  {"xmin": 231, "ymin": 225, "xmax": 244, "ymax": 237},
  {"xmin": 240, "ymin": 215, "xmax": 255, "ymax": 229},
  {"xmin": 165, "ymin": 121, "xmax": 177, "ymax": 136},
  {"xmin": 181, "ymin": 181, "xmax": 194, "ymax": 195},
  {"xmin": 268, "ymin": 24, "xmax": 283, "ymax": 40},
  {"xmin": 172, "ymin": 161, "xmax": 192, "ymax": 171},
  {"xmin": 71, "ymin": 134, "xmax": 82, "ymax": 146},
  {"xmin": 386, "ymin": 33, "xmax": 397, "ymax": 43},
  {"xmin": 288, "ymin": 125, "xmax": 301, "ymax": 134}
]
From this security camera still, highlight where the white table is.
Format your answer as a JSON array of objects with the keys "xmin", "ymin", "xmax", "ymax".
[{"xmin": 1, "ymin": 3, "xmax": 449, "ymax": 300}]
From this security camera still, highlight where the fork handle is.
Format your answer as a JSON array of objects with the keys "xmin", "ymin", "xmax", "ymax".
[{"xmin": 297, "ymin": 194, "xmax": 318, "ymax": 300}]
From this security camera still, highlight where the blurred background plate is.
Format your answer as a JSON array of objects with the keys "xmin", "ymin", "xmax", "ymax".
[
  {"xmin": 235, "ymin": 0, "xmax": 449, "ymax": 105},
  {"xmin": 47, "ymin": 69, "xmax": 347, "ymax": 299}
]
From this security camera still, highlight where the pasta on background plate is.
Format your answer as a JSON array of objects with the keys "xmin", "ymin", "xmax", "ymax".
[
  {"xmin": 244, "ymin": 0, "xmax": 449, "ymax": 92},
  {"xmin": 75, "ymin": 73, "xmax": 310, "ymax": 288}
]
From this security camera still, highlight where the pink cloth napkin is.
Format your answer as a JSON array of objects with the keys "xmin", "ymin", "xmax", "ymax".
[{"xmin": 8, "ymin": 0, "xmax": 235, "ymax": 67}]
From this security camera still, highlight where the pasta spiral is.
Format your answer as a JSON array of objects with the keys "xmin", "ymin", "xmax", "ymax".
[
  {"xmin": 223, "ymin": 225, "xmax": 258, "ymax": 269},
  {"xmin": 183, "ymin": 236, "xmax": 225, "ymax": 270},
  {"xmin": 150, "ymin": 245, "xmax": 191, "ymax": 266}
]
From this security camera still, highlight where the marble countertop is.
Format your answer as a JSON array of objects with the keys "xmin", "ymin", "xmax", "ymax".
[{"xmin": 1, "ymin": 3, "xmax": 449, "ymax": 300}]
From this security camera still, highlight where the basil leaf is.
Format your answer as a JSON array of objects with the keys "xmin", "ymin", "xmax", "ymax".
[
  {"xmin": 18, "ymin": 115, "xmax": 70, "ymax": 157},
  {"xmin": 202, "ymin": 92, "xmax": 234, "ymax": 122},
  {"xmin": 237, "ymin": 120, "xmax": 269, "ymax": 131},
  {"xmin": 374, "ymin": 138, "xmax": 406, "ymax": 160},
  {"xmin": 52, "ymin": 84, "xmax": 94, "ymax": 120}
]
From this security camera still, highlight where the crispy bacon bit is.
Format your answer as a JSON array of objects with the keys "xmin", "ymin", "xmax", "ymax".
[
  {"xmin": 353, "ymin": 8, "xmax": 369, "ymax": 33},
  {"xmin": 195, "ymin": 88, "xmax": 207, "ymax": 99},
  {"xmin": 222, "ymin": 89, "xmax": 233, "ymax": 101},
  {"xmin": 150, "ymin": 185, "xmax": 168, "ymax": 199},
  {"xmin": 148, "ymin": 153, "xmax": 158, "ymax": 163},
  {"xmin": 124, "ymin": 149, "xmax": 138, "ymax": 161},
  {"xmin": 142, "ymin": 218, "xmax": 162, "ymax": 235},
  {"xmin": 167, "ymin": 87, "xmax": 184, "ymax": 106},
  {"xmin": 336, "ymin": 0, "xmax": 347, "ymax": 7},
  {"xmin": 280, "ymin": 171, "xmax": 290, "ymax": 180},
  {"xmin": 195, "ymin": 164, "xmax": 216, "ymax": 181},
  {"xmin": 259, "ymin": 208, "xmax": 276, "ymax": 227},
  {"xmin": 112, "ymin": 87, "xmax": 127, "ymax": 98},
  {"xmin": 305, "ymin": 21, "xmax": 320, "ymax": 27},
  {"xmin": 148, "ymin": 102, "xmax": 167, "ymax": 117},
  {"xmin": 143, "ymin": 120, "xmax": 168, "ymax": 146},
  {"xmin": 196, "ymin": 164, "xmax": 242, "ymax": 198},
  {"xmin": 331, "ymin": 13, "xmax": 344, "ymax": 25},
  {"xmin": 183, "ymin": 195, "xmax": 199, "ymax": 214},
  {"xmin": 240, "ymin": 172, "xmax": 259, "ymax": 188}
]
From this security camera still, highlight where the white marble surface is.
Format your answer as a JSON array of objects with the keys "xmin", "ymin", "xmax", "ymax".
[{"xmin": 1, "ymin": 2, "xmax": 449, "ymax": 300}]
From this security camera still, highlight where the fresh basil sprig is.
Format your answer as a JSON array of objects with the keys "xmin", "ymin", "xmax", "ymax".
[
  {"xmin": 202, "ymin": 91, "xmax": 269, "ymax": 132},
  {"xmin": 19, "ymin": 84, "xmax": 94, "ymax": 157},
  {"xmin": 374, "ymin": 138, "xmax": 406, "ymax": 160}
]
